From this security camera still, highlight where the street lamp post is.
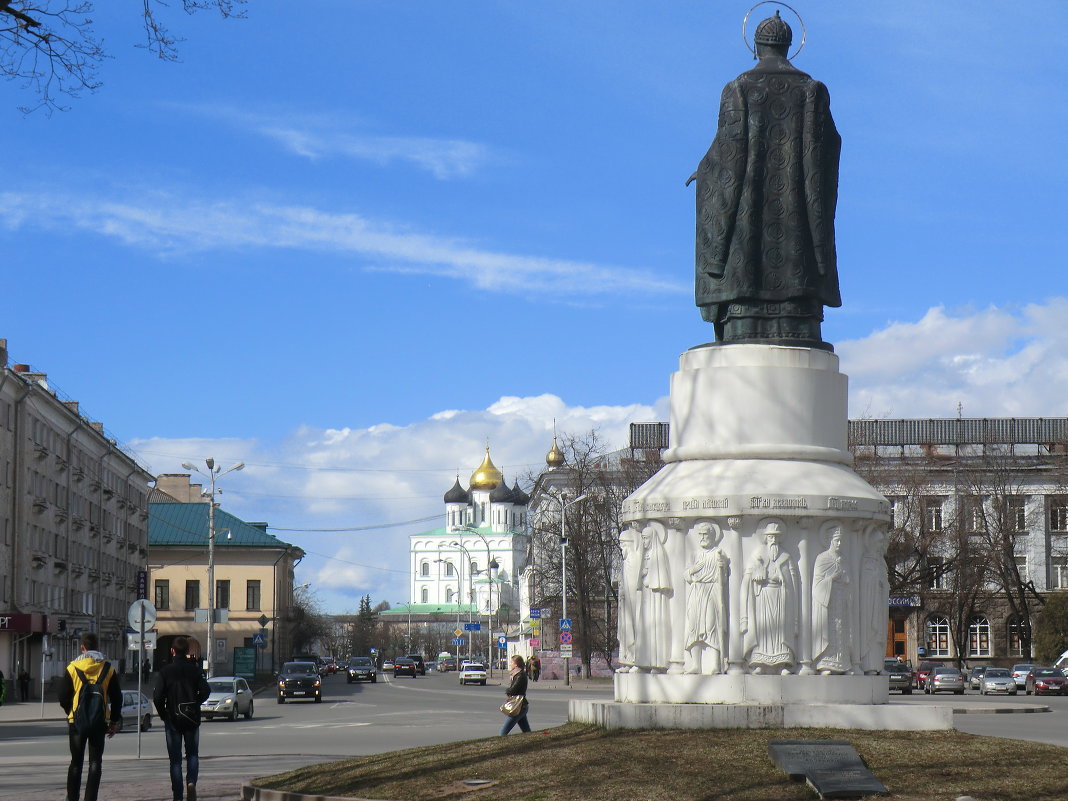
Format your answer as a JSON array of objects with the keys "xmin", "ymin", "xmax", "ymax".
[
  {"xmin": 458, "ymin": 525, "xmax": 497, "ymax": 674},
  {"xmin": 450, "ymin": 541, "xmax": 475, "ymax": 660},
  {"xmin": 555, "ymin": 491, "xmax": 587, "ymax": 686},
  {"xmin": 182, "ymin": 458, "xmax": 245, "ymax": 678},
  {"xmin": 435, "ymin": 557, "xmax": 462, "ymax": 653}
]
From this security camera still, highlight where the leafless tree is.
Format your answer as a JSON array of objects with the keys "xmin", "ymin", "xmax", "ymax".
[
  {"xmin": 0, "ymin": 1, "xmax": 244, "ymax": 112},
  {"xmin": 528, "ymin": 429, "xmax": 661, "ymax": 676}
]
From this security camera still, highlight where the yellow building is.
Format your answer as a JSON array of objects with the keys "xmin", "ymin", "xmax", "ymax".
[{"xmin": 148, "ymin": 475, "xmax": 303, "ymax": 674}]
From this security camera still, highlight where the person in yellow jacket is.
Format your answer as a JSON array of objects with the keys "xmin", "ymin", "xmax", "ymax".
[{"xmin": 57, "ymin": 632, "xmax": 123, "ymax": 801}]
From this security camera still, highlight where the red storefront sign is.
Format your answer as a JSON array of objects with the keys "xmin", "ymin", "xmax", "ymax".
[{"xmin": 0, "ymin": 613, "xmax": 48, "ymax": 632}]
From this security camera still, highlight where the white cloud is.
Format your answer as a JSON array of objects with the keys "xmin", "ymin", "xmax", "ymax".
[
  {"xmin": 839, "ymin": 299, "xmax": 1068, "ymax": 418},
  {"xmin": 0, "ymin": 189, "xmax": 684, "ymax": 299}
]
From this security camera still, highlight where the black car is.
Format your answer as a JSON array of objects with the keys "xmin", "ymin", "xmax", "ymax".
[
  {"xmin": 277, "ymin": 661, "xmax": 323, "ymax": 703},
  {"xmin": 394, "ymin": 657, "xmax": 419, "ymax": 678},
  {"xmin": 404, "ymin": 653, "xmax": 427, "ymax": 675},
  {"xmin": 346, "ymin": 656, "xmax": 377, "ymax": 684}
]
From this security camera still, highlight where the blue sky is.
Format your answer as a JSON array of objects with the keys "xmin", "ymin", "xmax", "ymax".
[{"xmin": 2, "ymin": 2, "xmax": 1066, "ymax": 612}]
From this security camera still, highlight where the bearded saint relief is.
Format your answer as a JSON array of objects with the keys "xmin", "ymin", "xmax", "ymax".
[
  {"xmin": 683, "ymin": 521, "xmax": 729, "ymax": 675},
  {"xmin": 740, "ymin": 518, "xmax": 799, "ymax": 674}
]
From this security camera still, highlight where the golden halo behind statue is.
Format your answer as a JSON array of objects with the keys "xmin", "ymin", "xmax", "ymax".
[{"xmin": 742, "ymin": 1, "xmax": 807, "ymax": 61}]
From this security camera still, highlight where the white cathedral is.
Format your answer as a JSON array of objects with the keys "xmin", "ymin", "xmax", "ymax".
[{"xmin": 409, "ymin": 447, "xmax": 530, "ymax": 617}]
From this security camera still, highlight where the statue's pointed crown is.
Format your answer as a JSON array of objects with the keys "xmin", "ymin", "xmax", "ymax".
[{"xmin": 754, "ymin": 9, "xmax": 792, "ymax": 47}]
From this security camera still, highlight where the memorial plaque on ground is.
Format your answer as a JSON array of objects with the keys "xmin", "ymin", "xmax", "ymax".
[{"xmin": 768, "ymin": 740, "xmax": 887, "ymax": 799}]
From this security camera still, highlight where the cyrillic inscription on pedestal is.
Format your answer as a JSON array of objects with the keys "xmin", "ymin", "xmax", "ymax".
[{"xmin": 768, "ymin": 740, "xmax": 887, "ymax": 798}]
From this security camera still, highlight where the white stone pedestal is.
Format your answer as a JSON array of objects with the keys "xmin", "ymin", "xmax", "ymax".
[{"xmin": 570, "ymin": 343, "xmax": 951, "ymax": 730}]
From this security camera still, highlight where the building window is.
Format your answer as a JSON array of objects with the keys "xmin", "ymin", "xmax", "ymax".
[
  {"xmin": 420, "ymin": 587, "xmax": 428, "ymax": 603},
  {"xmin": 445, "ymin": 587, "xmax": 453, "ymax": 603},
  {"xmin": 888, "ymin": 497, "xmax": 905, "ymax": 529},
  {"xmin": 968, "ymin": 615, "xmax": 991, "ymax": 657},
  {"xmin": 470, "ymin": 561, "xmax": 478, "ymax": 574},
  {"xmin": 420, "ymin": 562, "xmax": 430, "ymax": 577},
  {"xmin": 926, "ymin": 556, "xmax": 948, "ymax": 590},
  {"xmin": 185, "ymin": 580, "xmax": 200, "ymax": 611},
  {"xmin": 926, "ymin": 615, "xmax": 951, "ymax": 657},
  {"xmin": 1005, "ymin": 496, "xmax": 1027, "ymax": 532},
  {"xmin": 1007, "ymin": 616, "xmax": 1024, "ymax": 657},
  {"xmin": 216, "ymin": 580, "xmax": 230, "ymax": 610},
  {"xmin": 154, "ymin": 580, "xmax": 170, "ymax": 611},
  {"xmin": 1051, "ymin": 498, "xmax": 1068, "ymax": 532},
  {"xmin": 963, "ymin": 497, "xmax": 984, "ymax": 532},
  {"xmin": 246, "ymin": 580, "xmax": 261, "ymax": 611},
  {"xmin": 445, "ymin": 561, "xmax": 455, "ymax": 577},
  {"xmin": 1015, "ymin": 555, "xmax": 1028, "ymax": 585},
  {"xmin": 923, "ymin": 497, "xmax": 944, "ymax": 531},
  {"xmin": 1052, "ymin": 557, "xmax": 1068, "ymax": 590}
]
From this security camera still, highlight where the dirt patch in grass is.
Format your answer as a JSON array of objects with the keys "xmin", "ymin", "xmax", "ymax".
[{"xmin": 255, "ymin": 723, "xmax": 1068, "ymax": 801}]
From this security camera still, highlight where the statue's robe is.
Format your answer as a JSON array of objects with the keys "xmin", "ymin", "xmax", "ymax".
[{"xmin": 694, "ymin": 55, "xmax": 842, "ymax": 324}]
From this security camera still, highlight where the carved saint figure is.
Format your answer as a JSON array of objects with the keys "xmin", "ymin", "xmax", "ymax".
[
  {"xmin": 683, "ymin": 521, "xmax": 730, "ymax": 674},
  {"xmin": 740, "ymin": 519, "xmax": 799, "ymax": 674},
  {"xmin": 811, "ymin": 524, "xmax": 853, "ymax": 674},
  {"xmin": 859, "ymin": 527, "xmax": 890, "ymax": 674},
  {"xmin": 616, "ymin": 525, "xmax": 643, "ymax": 671},
  {"xmin": 634, "ymin": 523, "xmax": 673, "ymax": 672},
  {"xmin": 690, "ymin": 11, "xmax": 841, "ymax": 347}
]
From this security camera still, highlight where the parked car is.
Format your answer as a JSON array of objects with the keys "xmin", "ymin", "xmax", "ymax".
[
  {"xmin": 381, "ymin": 658, "xmax": 395, "ymax": 671},
  {"xmin": 1026, "ymin": 667, "xmax": 1068, "ymax": 696},
  {"xmin": 394, "ymin": 657, "xmax": 419, "ymax": 678},
  {"xmin": 347, "ymin": 657, "xmax": 377, "ymax": 684},
  {"xmin": 979, "ymin": 667, "xmax": 1017, "ymax": 695},
  {"xmin": 924, "ymin": 666, "xmax": 965, "ymax": 694},
  {"xmin": 885, "ymin": 662, "xmax": 913, "ymax": 694},
  {"xmin": 405, "ymin": 653, "xmax": 427, "ymax": 675},
  {"xmin": 120, "ymin": 690, "xmax": 153, "ymax": 731},
  {"xmin": 915, "ymin": 661, "xmax": 945, "ymax": 689},
  {"xmin": 459, "ymin": 662, "xmax": 487, "ymax": 686},
  {"xmin": 967, "ymin": 665, "xmax": 989, "ymax": 690},
  {"xmin": 278, "ymin": 661, "xmax": 323, "ymax": 703},
  {"xmin": 201, "ymin": 676, "xmax": 255, "ymax": 721},
  {"xmin": 1011, "ymin": 664, "xmax": 1036, "ymax": 689}
]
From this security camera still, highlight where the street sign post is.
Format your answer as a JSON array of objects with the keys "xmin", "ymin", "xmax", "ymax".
[
  {"xmin": 452, "ymin": 637, "xmax": 465, "ymax": 646},
  {"xmin": 560, "ymin": 631, "xmax": 572, "ymax": 645},
  {"xmin": 559, "ymin": 618, "xmax": 572, "ymax": 631},
  {"xmin": 252, "ymin": 631, "xmax": 267, "ymax": 648},
  {"xmin": 127, "ymin": 599, "xmax": 156, "ymax": 760},
  {"xmin": 529, "ymin": 638, "xmax": 540, "ymax": 647},
  {"xmin": 529, "ymin": 608, "xmax": 541, "ymax": 619},
  {"xmin": 497, "ymin": 635, "xmax": 507, "ymax": 650},
  {"xmin": 464, "ymin": 622, "xmax": 481, "ymax": 631},
  {"xmin": 560, "ymin": 644, "xmax": 573, "ymax": 656}
]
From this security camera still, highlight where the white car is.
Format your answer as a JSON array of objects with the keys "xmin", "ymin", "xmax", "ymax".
[
  {"xmin": 201, "ymin": 676, "xmax": 255, "ymax": 721},
  {"xmin": 121, "ymin": 690, "xmax": 153, "ymax": 731},
  {"xmin": 459, "ymin": 662, "xmax": 487, "ymax": 685}
]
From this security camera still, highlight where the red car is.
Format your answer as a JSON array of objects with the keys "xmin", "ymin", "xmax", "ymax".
[
  {"xmin": 1025, "ymin": 668, "xmax": 1068, "ymax": 695},
  {"xmin": 914, "ymin": 661, "xmax": 945, "ymax": 689}
]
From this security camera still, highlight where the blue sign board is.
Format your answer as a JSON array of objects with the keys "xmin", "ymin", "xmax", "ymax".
[
  {"xmin": 452, "ymin": 637, "xmax": 465, "ymax": 645},
  {"xmin": 497, "ymin": 636, "xmax": 507, "ymax": 650},
  {"xmin": 529, "ymin": 608, "xmax": 541, "ymax": 619},
  {"xmin": 559, "ymin": 618, "xmax": 572, "ymax": 631},
  {"xmin": 252, "ymin": 631, "xmax": 267, "ymax": 649},
  {"xmin": 464, "ymin": 622, "xmax": 481, "ymax": 631}
]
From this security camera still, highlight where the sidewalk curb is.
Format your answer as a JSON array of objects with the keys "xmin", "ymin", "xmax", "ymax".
[
  {"xmin": 242, "ymin": 784, "xmax": 378, "ymax": 801},
  {"xmin": 952, "ymin": 704, "xmax": 1051, "ymax": 714}
]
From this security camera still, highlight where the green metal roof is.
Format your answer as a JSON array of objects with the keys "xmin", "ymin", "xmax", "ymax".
[
  {"xmin": 380, "ymin": 603, "xmax": 480, "ymax": 616},
  {"xmin": 149, "ymin": 502, "xmax": 301, "ymax": 551}
]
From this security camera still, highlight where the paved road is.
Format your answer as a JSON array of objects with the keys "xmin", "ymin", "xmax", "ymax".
[
  {"xmin": 2, "ymin": 672, "xmax": 1066, "ymax": 800},
  {"xmin": 0, "ymin": 669, "xmax": 599, "ymax": 800}
]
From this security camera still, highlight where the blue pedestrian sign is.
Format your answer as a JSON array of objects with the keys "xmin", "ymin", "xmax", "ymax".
[
  {"xmin": 529, "ymin": 608, "xmax": 541, "ymax": 619},
  {"xmin": 452, "ymin": 637, "xmax": 465, "ymax": 645},
  {"xmin": 464, "ymin": 622, "xmax": 481, "ymax": 631},
  {"xmin": 559, "ymin": 618, "xmax": 572, "ymax": 631},
  {"xmin": 252, "ymin": 631, "xmax": 267, "ymax": 649},
  {"xmin": 497, "ymin": 636, "xmax": 508, "ymax": 650}
]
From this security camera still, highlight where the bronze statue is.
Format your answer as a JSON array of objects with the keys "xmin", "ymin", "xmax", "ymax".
[{"xmin": 689, "ymin": 11, "xmax": 841, "ymax": 349}]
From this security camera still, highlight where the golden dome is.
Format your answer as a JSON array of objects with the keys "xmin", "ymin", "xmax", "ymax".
[
  {"xmin": 469, "ymin": 447, "xmax": 503, "ymax": 490},
  {"xmin": 546, "ymin": 436, "xmax": 565, "ymax": 468}
]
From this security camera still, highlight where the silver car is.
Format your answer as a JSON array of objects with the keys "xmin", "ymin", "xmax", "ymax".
[
  {"xmin": 121, "ymin": 690, "xmax": 153, "ymax": 731},
  {"xmin": 924, "ymin": 666, "xmax": 965, "ymax": 694},
  {"xmin": 201, "ymin": 676, "xmax": 254, "ymax": 721},
  {"xmin": 1011, "ymin": 663, "xmax": 1036, "ymax": 689},
  {"xmin": 980, "ymin": 667, "xmax": 1018, "ymax": 695}
]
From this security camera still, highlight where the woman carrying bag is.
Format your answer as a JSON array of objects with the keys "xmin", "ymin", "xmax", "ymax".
[{"xmin": 499, "ymin": 655, "xmax": 531, "ymax": 735}]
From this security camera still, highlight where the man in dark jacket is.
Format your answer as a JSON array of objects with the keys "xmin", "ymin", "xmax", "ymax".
[
  {"xmin": 153, "ymin": 637, "xmax": 211, "ymax": 801},
  {"xmin": 58, "ymin": 632, "xmax": 123, "ymax": 801}
]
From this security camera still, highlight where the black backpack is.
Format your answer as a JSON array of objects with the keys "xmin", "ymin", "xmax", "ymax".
[{"xmin": 72, "ymin": 663, "xmax": 111, "ymax": 736}]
